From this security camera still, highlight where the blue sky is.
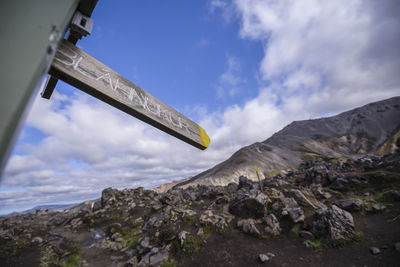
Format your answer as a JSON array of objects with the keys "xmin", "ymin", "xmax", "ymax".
[{"xmin": 1, "ymin": 0, "xmax": 399, "ymax": 214}]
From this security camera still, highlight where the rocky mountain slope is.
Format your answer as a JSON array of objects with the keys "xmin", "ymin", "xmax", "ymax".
[
  {"xmin": 1, "ymin": 151, "xmax": 400, "ymax": 266},
  {"xmin": 175, "ymin": 97, "xmax": 400, "ymax": 188}
]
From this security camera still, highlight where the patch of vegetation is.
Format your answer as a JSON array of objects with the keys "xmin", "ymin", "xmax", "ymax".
[
  {"xmin": 128, "ymin": 208, "xmax": 136, "ymax": 216},
  {"xmin": 323, "ymin": 187, "xmax": 345, "ymax": 198},
  {"xmin": 39, "ymin": 246, "xmax": 58, "ymax": 267},
  {"xmin": 200, "ymin": 224, "xmax": 213, "ymax": 238},
  {"xmin": 60, "ymin": 254, "xmax": 81, "ymax": 267},
  {"xmin": 126, "ymin": 226, "xmax": 142, "ymax": 236},
  {"xmin": 365, "ymin": 171, "xmax": 400, "ymax": 191},
  {"xmin": 122, "ymin": 225, "xmax": 142, "ymax": 248},
  {"xmin": 110, "ymin": 210, "xmax": 123, "ymax": 221},
  {"xmin": 0, "ymin": 238, "xmax": 29, "ymax": 259},
  {"xmin": 161, "ymin": 259, "xmax": 177, "ymax": 267},
  {"xmin": 182, "ymin": 235, "xmax": 202, "ymax": 255},
  {"xmin": 305, "ymin": 239, "xmax": 326, "ymax": 250},
  {"xmin": 125, "ymin": 235, "xmax": 141, "ymax": 249},
  {"xmin": 185, "ymin": 215, "xmax": 196, "ymax": 225},
  {"xmin": 353, "ymin": 230, "xmax": 363, "ymax": 242},
  {"xmin": 143, "ymin": 210, "xmax": 159, "ymax": 221}
]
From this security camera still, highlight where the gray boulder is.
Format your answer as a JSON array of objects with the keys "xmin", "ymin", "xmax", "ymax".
[
  {"xmin": 101, "ymin": 188, "xmax": 117, "ymax": 207},
  {"xmin": 335, "ymin": 199, "xmax": 364, "ymax": 212},
  {"xmin": 229, "ymin": 191, "xmax": 268, "ymax": 218},
  {"xmin": 238, "ymin": 176, "xmax": 253, "ymax": 189},
  {"xmin": 312, "ymin": 205, "xmax": 355, "ymax": 246}
]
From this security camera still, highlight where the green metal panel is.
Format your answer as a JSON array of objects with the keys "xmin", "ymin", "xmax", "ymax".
[{"xmin": 0, "ymin": 0, "xmax": 79, "ymax": 178}]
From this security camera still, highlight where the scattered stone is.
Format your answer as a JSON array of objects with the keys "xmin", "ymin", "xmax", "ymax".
[
  {"xmin": 259, "ymin": 252, "xmax": 275, "ymax": 263},
  {"xmin": 178, "ymin": 231, "xmax": 189, "ymax": 247},
  {"xmin": 32, "ymin": 236, "xmax": 43, "ymax": 243},
  {"xmin": 197, "ymin": 228, "xmax": 204, "ymax": 237},
  {"xmin": 237, "ymin": 219, "xmax": 261, "ymax": 236},
  {"xmin": 369, "ymin": 247, "xmax": 381, "ymax": 255},
  {"xmin": 382, "ymin": 190, "xmax": 400, "ymax": 202},
  {"xmin": 263, "ymin": 214, "xmax": 281, "ymax": 236},
  {"xmin": 299, "ymin": 230, "xmax": 314, "ymax": 240},
  {"xmin": 372, "ymin": 203, "xmax": 386, "ymax": 213},
  {"xmin": 258, "ymin": 254, "xmax": 270, "ymax": 263},
  {"xmin": 335, "ymin": 199, "xmax": 364, "ymax": 212},
  {"xmin": 140, "ymin": 236, "xmax": 151, "ymax": 250},
  {"xmin": 149, "ymin": 250, "xmax": 169, "ymax": 265},
  {"xmin": 199, "ymin": 210, "xmax": 229, "ymax": 230},
  {"xmin": 282, "ymin": 207, "xmax": 305, "ymax": 224}
]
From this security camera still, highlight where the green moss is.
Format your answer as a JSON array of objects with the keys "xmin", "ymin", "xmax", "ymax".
[
  {"xmin": 39, "ymin": 246, "xmax": 59, "ymax": 267},
  {"xmin": 143, "ymin": 211, "xmax": 159, "ymax": 221},
  {"xmin": 110, "ymin": 211, "xmax": 123, "ymax": 221},
  {"xmin": 129, "ymin": 208, "xmax": 136, "ymax": 216},
  {"xmin": 185, "ymin": 215, "xmax": 196, "ymax": 224},
  {"xmin": 200, "ymin": 225, "xmax": 213, "ymax": 238},
  {"xmin": 182, "ymin": 235, "xmax": 202, "ymax": 255},
  {"xmin": 364, "ymin": 171, "xmax": 400, "ymax": 192},
  {"xmin": 323, "ymin": 187, "xmax": 345, "ymax": 198},
  {"xmin": 353, "ymin": 230, "xmax": 363, "ymax": 242},
  {"xmin": 126, "ymin": 235, "xmax": 141, "ymax": 249},
  {"xmin": 162, "ymin": 259, "xmax": 177, "ymax": 267},
  {"xmin": 0, "ymin": 239, "xmax": 29, "ymax": 259},
  {"xmin": 60, "ymin": 254, "xmax": 81, "ymax": 267},
  {"xmin": 126, "ymin": 226, "xmax": 142, "ymax": 236},
  {"xmin": 305, "ymin": 239, "xmax": 326, "ymax": 250}
]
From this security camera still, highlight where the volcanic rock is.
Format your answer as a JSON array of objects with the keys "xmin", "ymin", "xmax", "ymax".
[{"xmin": 312, "ymin": 205, "xmax": 355, "ymax": 246}]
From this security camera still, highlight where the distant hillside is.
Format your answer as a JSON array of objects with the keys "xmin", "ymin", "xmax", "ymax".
[
  {"xmin": 174, "ymin": 96, "xmax": 400, "ymax": 188},
  {"xmin": 0, "ymin": 203, "xmax": 78, "ymax": 217}
]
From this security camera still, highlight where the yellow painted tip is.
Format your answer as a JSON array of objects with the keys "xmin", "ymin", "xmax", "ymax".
[
  {"xmin": 254, "ymin": 165, "xmax": 258, "ymax": 172},
  {"xmin": 197, "ymin": 125, "xmax": 210, "ymax": 149}
]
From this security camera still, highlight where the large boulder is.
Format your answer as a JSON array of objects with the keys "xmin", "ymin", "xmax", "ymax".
[
  {"xmin": 229, "ymin": 191, "xmax": 268, "ymax": 218},
  {"xmin": 312, "ymin": 205, "xmax": 355, "ymax": 246},
  {"xmin": 101, "ymin": 188, "xmax": 118, "ymax": 207}
]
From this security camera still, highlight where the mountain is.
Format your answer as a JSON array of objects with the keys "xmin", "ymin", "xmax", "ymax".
[{"xmin": 175, "ymin": 96, "xmax": 400, "ymax": 188}]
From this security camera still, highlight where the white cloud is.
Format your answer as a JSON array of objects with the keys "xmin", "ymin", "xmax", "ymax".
[
  {"xmin": 216, "ymin": 55, "xmax": 246, "ymax": 98},
  {"xmin": 230, "ymin": 0, "xmax": 400, "ymax": 114}
]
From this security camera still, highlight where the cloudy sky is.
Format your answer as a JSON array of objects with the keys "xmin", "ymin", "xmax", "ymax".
[{"xmin": 1, "ymin": 0, "xmax": 399, "ymax": 214}]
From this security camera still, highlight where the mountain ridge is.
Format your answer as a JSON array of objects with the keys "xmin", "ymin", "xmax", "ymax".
[{"xmin": 174, "ymin": 96, "xmax": 400, "ymax": 189}]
